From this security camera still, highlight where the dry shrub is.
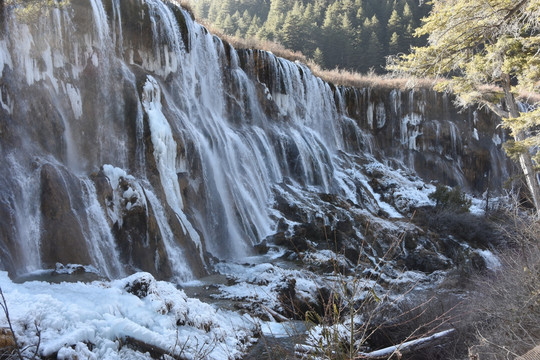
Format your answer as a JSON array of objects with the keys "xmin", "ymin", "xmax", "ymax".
[
  {"xmin": 467, "ymin": 211, "xmax": 540, "ymax": 359},
  {"xmin": 290, "ymin": 233, "xmax": 461, "ymax": 360},
  {"xmin": 412, "ymin": 207, "xmax": 507, "ymax": 250},
  {"xmin": 369, "ymin": 292, "xmax": 465, "ymax": 360}
]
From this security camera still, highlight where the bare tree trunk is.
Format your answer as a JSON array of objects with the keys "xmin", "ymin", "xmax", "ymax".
[{"xmin": 503, "ymin": 75, "xmax": 540, "ymax": 213}]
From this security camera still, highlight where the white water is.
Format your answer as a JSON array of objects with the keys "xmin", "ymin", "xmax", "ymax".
[
  {"xmin": 7, "ymin": 156, "xmax": 42, "ymax": 273},
  {"xmin": 143, "ymin": 187, "xmax": 194, "ymax": 282},
  {"xmin": 79, "ymin": 178, "xmax": 125, "ymax": 279}
]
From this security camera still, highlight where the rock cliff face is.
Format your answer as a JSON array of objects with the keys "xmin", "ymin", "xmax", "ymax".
[{"xmin": 0, "ymin": 0, "xmax": 514, "ymax": 280}]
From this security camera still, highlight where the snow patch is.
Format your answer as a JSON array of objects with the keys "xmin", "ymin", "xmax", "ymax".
[
  {"xmin": 475, "ymin": 249, "xmax": 501, "ymax": 271},
  {"xmin": 0, "ymin": 272, "xmax": 256, "ymax": 360}
]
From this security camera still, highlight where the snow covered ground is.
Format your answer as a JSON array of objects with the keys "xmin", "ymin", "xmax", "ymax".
[{"xmin": 0, "ymin": 272, "xmax": 257, "ymax": 360}]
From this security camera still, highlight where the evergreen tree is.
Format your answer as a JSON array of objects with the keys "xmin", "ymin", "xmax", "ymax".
[
  {"xmin": 402, "ymin": 2, "xmax": 413, "ymax": 22},
  {"xmin": 340, "ymin": 14, "xmax": 356, "ymax": 68},
  {"xmin": 193, "ymin": 0, "xmax": 210, "ymax": 19},
  {"xmin": 301, "ymin": 3, "xmax": 318, "ymax": 56},
  {"xmin": 282, "ymin": 2, "xmax": 305, "ymax": 50},
  {"xmin": 389, "ymin": 0, "xmax": 540, "ymax": 212},
  {"xmin": 387, "ymin": 8, "xmax": 401, "ymax": 35},
  {"xmin": 322, "ymin": 2, "xmax": 345, "ymax": 68},
  {"xmin": 365, "ymin": 30, "xmax": 383, "ymax": 71},
  {"xmin": 264, "ymin": 0, "xmax": 291, "ymax": 41},
  {"xmin": 368, "ymin": 14, "xmax": 381, "ymax": 38},
  {"xmin": 389, "ymin": 31, "xmax": 399, "ymax": 54},
  {"xmin": 221, "ymin": 14, "xmax": 235, "ymax": 35},
  {"xmin": 246, "ymin": 15, "xmax": 263, "ymax": 38},
  {"xmin": 312, "ymin": 0, "xmax": 327, "ymax": 25},
  {"xmin": 207, "ymin": 1, "xmax": 220, "ymax": 23},
  {"xmin": 236, "ymin": 10, "xmax": 252, "ymax": 36},
  {"xmin": 355, "ymin": 3, "xmax": 364, "ymax": 25},
  {"xmin": 312, "ymin": 47, "xmax": 324, "ymax": 66},
  {"xmin": 341, "ymin": 0, "xmax": 355, "ymax": 22},
  {"xmin": 190, "ymin": 0, "xmax": 431, "ymax": 74},
  {"xmin": 216, "ymin": 0, "xmax": 234, "ymax": 27}
]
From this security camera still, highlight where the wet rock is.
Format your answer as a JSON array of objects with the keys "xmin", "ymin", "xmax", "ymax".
[
  {"xmin": 254, "ymin": 240, "xmax": 269, "ymax": 255},
  {"xmin": 341, "ymin": 87, "xmax": 513, "ymax": 194},
  {"xmin": 40, "ymin": 164, "xmax": 91, "ymax": 268},
  {"xmin": 102, "ymin": 172, "xmax": 174, "ymax": 280},
  {"xmin": 276, "ymin": 277, "xmax": 297, "ymax": 317},
  {"xmin": 403, "ymin": 247, "xmax": 452, "ymax": 273},
  {"xmin": 279, "ymin": 236, "xmax": 308, "ymax": 253},
  {"xmin": 90, "ymin": 169, "xmax": 113, "ymax": 211}
]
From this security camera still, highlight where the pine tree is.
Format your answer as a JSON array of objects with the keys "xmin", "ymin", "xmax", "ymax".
[
  {"xmin": 389, "ymin": 0, "xmax": 540, "ymax": 212},
  {"xmin": 236, "ymin": 10, "xmax": 252, "ymax": 36},
  {"xmin": 207, "ymin": 1, "xmax": 220, "ymax": 22},
  {"xmin": 368, "ymin": 14, "xmax": 381, "ymax": 37},
  {"xmin": 340, "ymin": 14, "xmax": 356, "ymax": 68},
  {"xmin": 389, "ymin": 31, "xmax": 399, "ymax": 54},
  {"xmin": 322, "ymin": 2, "xmax": 345, "ymax": 68},
  {"xmin": 365, "ymin": 30, "xmax": 383, "ymax": 71},
  {"xmin": 313, "ymin": 0, "xmax": 327, "ymax": 25},
  {"xmin": 312, "ymin": 47, "xmax": 324, "ymax": 66},
  {"xmin": 216, "ymin": 0, "xmax": 234, "ymax": 27},
  {"xmin": 387, "ymin": 8, "xmax": 401, "ymax": 35},
  {"xmin": 246, "ymin": 15, "xmax": 262, "ymax": 38},
  {"xmin": 264, "ymin": 0, "xmax": 291, "ymax": 42},
  {"xmin": 221, "ymin": 14, "xmax": 235, "ymax": 35},
  {"xmin": 341, "ymin": 0, "xmax": 355, "ymax": 22},
  {"xmin": 302, "ymin": 3, "xmax": 318, "ymax": 56},
  {"xmin": 403, "ymin": 2, "xmax": 413, "ymax": 22},
  {"xmin": 192, "ymin": 0, "xmax": 430, "ymax": 75},
  {"xmin": 282, "ymin": 2, "xmax": 305, "ymax": 50},
  {"xmin": 193, "ymin": 0, "xmax": 210, "ymax": 19}
]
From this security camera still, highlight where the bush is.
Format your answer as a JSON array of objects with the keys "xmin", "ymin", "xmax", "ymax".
[{"xmin": 429, "ymin": 185, "xmax": 472, "ymax": 213}]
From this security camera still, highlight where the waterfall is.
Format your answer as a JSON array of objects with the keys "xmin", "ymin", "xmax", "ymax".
[{"xmin": 0, "ymin": 0, "xmax": 513, "ymax": 280}]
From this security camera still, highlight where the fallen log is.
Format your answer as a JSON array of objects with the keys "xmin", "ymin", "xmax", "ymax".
[
  {"xmin": 355, "ymin": 329, "xmax": 455, "ymax": 359},
  {"xmin": 294, "ymin": 329, "xmax": 455, "ymax": 359}
]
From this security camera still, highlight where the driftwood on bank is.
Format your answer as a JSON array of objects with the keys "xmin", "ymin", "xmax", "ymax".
[{"xmin": 295, "ymin": 329, "xmax": 455, "ymax": 359}]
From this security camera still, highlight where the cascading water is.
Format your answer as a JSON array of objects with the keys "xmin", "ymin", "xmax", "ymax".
[{"xmin": 0, "ymin": 0, "xmax": 513, "ymax": 281}]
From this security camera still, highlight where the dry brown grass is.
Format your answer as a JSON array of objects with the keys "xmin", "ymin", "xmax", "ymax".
[{"xmin": 309, "ymin": 64, "xmax": 437, "ymax": 90}]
